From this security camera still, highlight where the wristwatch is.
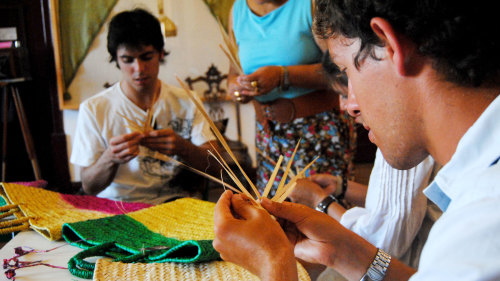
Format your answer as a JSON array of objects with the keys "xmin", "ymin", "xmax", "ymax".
[
  {"xmin": 315, "ymin": 194, "xmax": 338, "ymax": 213},
  {"xmin": 360, "ymin": 248, "xmax": 392, "ymax": 281}
]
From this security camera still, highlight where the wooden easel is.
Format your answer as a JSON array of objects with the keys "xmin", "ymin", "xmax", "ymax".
[{"xmin": 1, "ymin": 77, "xmax": 41, "ymax": 181}]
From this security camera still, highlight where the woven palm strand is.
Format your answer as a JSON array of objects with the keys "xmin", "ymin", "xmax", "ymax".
[{"xmin": 93, "ymin": 258, "xmax": 311, "ymax": 281}]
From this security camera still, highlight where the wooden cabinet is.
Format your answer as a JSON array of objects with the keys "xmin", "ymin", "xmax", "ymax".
[{"xmin": 0, "ymin": 0, "xmax": 72, "ymax": 192}]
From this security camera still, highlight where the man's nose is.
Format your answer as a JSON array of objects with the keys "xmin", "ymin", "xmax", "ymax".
[
  {"xmin": 346, "ymin": 82, "xmax": 361, "ymax": 117},
  {"xmin": 133, "ymin": 59, "xmax": 146, "ymax": 72}
]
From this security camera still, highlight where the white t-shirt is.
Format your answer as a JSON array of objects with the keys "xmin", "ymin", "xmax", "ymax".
[{"xmin": 70, "ymin": 81, "xmax": 215, "ymax": 204}]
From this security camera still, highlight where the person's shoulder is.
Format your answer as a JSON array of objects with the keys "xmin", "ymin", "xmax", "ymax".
[
  {"xmin": 232, "ymin": 0, "xmax": 244, "ymax": 7},
  {"xmin": 231, "ymin": 0, "xmax": 246, "ymax": 14},
  {"xmin": 80, "ymin": 83, "xmax": 121, "ymax": 110},
  {"xmin": 159, "ymin": 81, "xmax": 198, "ymax": 101}
]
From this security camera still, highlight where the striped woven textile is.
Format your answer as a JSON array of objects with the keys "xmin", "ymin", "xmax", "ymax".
[
  {"xmin": 0, "ymin": 182, "xmax": 151, "ymax": 240},
  {"xmin": 62, "ymin": 198, "xmax": 220, "ymax": 279},
  {"xmin": 93, "ymin": 258, "xmax": 312, "ymax": 281}
]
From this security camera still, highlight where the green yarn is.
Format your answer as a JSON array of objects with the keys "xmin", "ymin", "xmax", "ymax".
[
  {"xmin": 0, "ymin": 196, "xmax": 7, "ymax": 206},
  {"xmin": 62, "ymin": 215, "xmax": 220, "ymax": 279}
]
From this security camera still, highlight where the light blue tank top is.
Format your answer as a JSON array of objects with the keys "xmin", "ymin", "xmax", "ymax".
[{"xmin": 232, "ymin": 0, "xmax": 322, "ymax": 102}]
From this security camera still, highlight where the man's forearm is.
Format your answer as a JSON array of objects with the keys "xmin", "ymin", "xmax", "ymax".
[
  {"xmin": 327, "ymin": 231, "xmax": 416, "ymax": 281},
  {"xmin": 344, "ymin": 181, "xmax": 368, "ymax": 207},
  {"xmin": 81, "ymin": 149, "xmax": 119, "ymax": 195}
]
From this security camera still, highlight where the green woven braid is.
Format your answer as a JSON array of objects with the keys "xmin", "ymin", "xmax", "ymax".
[{"xmin": 62, "ymin": 215, "xmax": 220, "ymax": 279}]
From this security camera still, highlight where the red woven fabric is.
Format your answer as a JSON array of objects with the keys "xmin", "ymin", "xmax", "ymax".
[
  {"xmin": 60, "ymin": 194, "xmax": 151, "ymax": 214},
  {"xmin": 12, "ymin": 180, "xmax": 48, "ymax": 188}
]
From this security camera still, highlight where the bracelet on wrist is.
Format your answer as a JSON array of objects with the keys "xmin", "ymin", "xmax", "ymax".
[
  {"xmin": 278, "ymin": 66, "xmax": 285, "ymax": 92},
  {"xmin": 334, "ymin": 174, "xmax": 348, "ymax": 199},
  {"xmin": 280, "ymin": 66, "xmax": 290, "ymax": 91},
  {"xmin": 337, "ymin": 174, "xmax": 348, "ymax": 201}
]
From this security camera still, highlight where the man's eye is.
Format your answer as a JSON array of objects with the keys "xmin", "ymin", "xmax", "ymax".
[
  {"xmin": 121, "ymin": 57, "xmax": 134, "ymax": 64},
  {"xmin": 336, "ymin": 70, "xmax": 348, "ymax": 86},
  {"xmin": 140, "ymin": 55, "xmax": 154, "ymax": 61}
]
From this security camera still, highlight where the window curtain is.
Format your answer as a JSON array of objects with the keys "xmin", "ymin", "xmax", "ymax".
[{"xmin": 59, "ymin": 0, "xmax": 117, "ymax": 93}]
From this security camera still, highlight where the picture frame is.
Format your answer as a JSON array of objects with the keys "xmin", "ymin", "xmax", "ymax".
[{"xmin": 0, "ymin": 48, "xmax": 16, "ymax": 79}]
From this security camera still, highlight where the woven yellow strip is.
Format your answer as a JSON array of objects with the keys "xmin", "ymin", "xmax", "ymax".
[
  {"xmin": 0, "ymin": 183, "xmax": 112, "ymax": 241},
  {"xmin": 93, "ymin": 259, "xmax": 311, "ymax": 281},
  {"xmin": 127, "ymin": 198, "xmax": 215, "ymax": 241}
]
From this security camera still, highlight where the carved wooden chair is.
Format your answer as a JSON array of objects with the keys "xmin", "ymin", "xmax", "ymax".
[{"xmin": 185, "ymin": 64, "xmax": 254, "ymax": 200}]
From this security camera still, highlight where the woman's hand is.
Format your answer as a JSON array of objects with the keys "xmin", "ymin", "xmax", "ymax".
[
  {"xmin": 227, "ymin": 75, "xmax": 254, "ymax": 103},
  {"xmin": 237, "ymin": 66, "xmax": 282, "ymax": 97},
  {"xmin": 289, "ymin": 178, "xmax": 330, "ymax": 209},
  {"xmin": 227, "ymin": 66, "xmax": 282, "ymax": 103}
]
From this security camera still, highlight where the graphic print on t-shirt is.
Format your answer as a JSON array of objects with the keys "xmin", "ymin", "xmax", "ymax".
[{"xmin": 138, "ymin": 118, "xmax": 194, "ymax": 179}]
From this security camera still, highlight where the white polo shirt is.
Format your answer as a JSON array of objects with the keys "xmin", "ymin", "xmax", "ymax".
[{"xmin": 411, "ymin": 95, "xmax": 500, "ymax": 280}]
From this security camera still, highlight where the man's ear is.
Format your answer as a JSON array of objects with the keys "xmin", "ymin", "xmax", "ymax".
[{"xmin": 370, "ymin": 17, "xmax": 412, "ymax": 76}]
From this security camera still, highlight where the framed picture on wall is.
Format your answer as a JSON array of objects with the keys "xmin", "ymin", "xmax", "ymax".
[{"xmin": 0, "ymin": 48, "xmax": 16, "ymax": 79}]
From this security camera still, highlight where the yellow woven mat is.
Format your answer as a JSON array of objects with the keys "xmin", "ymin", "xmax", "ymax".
[
  {"xmin": 93, "ymin": 259, "xmax": 311, "ymax": 281},
  {"xmin": 127, "ymin": 197, "xmax": 215, "ymax": 240},
  {"xmin": 0, "ymin": 183, "xmax": 111, "ymax": 240}
]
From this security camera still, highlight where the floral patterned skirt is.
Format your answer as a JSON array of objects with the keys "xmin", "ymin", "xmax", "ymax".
[{"xmin": 255, "ymin": 109, "xmax": 356, "ymax": 196}]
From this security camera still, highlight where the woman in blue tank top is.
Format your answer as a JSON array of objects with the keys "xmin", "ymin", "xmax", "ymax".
[{"xmin": 227, "ymin": 0, "xmax": 355, "ymax": 196}]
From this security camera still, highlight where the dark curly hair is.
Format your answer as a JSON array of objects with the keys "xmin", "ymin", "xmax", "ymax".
[
  {"xmin": 322, "ymin": 50, "xmax": 348, "ymax": 87},
  {"xmin": 107, "ymin": 8, "xmax": 168, "ymax": 65},
  {"xmin": 314, "ymin": 0, "xmax": 500, "ymax": 87}
]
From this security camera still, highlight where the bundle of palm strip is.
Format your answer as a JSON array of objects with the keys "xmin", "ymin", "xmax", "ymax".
[
  {"xmin": 216, "ymin": 17, "xmax": 244, "ymax": 75},
  {"xmin": 118, "ymin": 107, "xmax": 155, "ymax": 134},
  {"xmin": 171, "ymin": 76, "xmax": 318, "ymax": 204}
]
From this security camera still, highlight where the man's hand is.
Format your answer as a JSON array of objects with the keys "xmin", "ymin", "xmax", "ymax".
[
  {"xmin": 261, "ymin": 197, "xmax": 343, "ymax": 267},
  {"xmin": 141, "ymin": 128, "xmax": 189, "ymax": 156},
  {"xmin": 81, "ymin": 131, "xmax": 142, "ymax": 195},
  {"xmin": 108, "ymin": 131, "xmax": 143, "ymax": 164},
  {"xmin": 262, "ymin": 198, "xmax": 411, "ymax": 280},
  {"xmin": 213, "ymin": 191, "xmax": 299, "ymax": 281}
]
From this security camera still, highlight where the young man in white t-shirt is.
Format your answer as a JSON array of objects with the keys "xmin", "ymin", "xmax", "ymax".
[{"xmin": 71, "ymin": 9, "xmax": 217, "ymax": 204}]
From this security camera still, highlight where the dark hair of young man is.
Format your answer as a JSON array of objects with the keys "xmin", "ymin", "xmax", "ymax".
[
  {"xmin": 314, "ymin": 0, "xmax": 500, "ymax": 88},
  {"xmin": 107, "ymin": 8, "xmax": 168, "ymax": 65},
  {"xmin": 321, "ymin": 50, "xmax": 348, "ymax": 87}
]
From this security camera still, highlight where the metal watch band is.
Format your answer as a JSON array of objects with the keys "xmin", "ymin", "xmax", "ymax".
[
  {"xmin": 360, "ymin": 248, "xmax": 392, "ymax": 281},
  {"xmin": 315, "ymin": 194, "xmax": 338, "ymax": 213}
]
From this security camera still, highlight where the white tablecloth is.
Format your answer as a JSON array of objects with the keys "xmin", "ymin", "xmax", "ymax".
[{"xmin": 0, "ymin": 230, "xmax": 87, "ymax": 281}]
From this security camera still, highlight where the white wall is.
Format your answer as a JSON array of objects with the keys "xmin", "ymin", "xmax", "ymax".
[{"xmin": 63, "ymin": 0, "xmax": 255, "ymax": 181}]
